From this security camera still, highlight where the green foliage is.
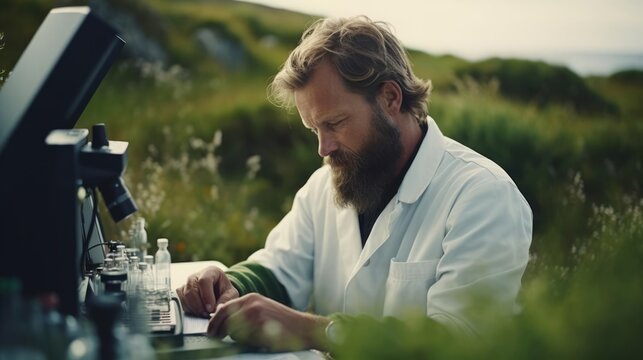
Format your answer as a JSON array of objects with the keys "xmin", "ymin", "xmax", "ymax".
[
  {"xmin": 0, "ymin": 0, "xmax": 50, "ymax": 71},
  {"xmin": 111, "ymin": 125, "xmax": 278, "ymax": 266},
  {"xmin": 586, "ymin": 71, "xmax": 643, "ymax": 118},
  {"xmin": 239, "ymin": 12, "xmax": 304, "ymax": 49},
  {"xmin": 407, "ymin": 50, "xmax": 470, "ymax": 91},
  {"xmin": 0, "ymin": 32, "xmax": 5, "ymax": 87},
  {"xmin": 212, "ymin": 104, "xmax": 319, "ymax": 191},
  {"xmin": 609, "ymin": 69, "xmax": 643, "ymax": 85},
  {"xmin": 455, "ymin": 58, "xmax": 619, "ymax": 115}
]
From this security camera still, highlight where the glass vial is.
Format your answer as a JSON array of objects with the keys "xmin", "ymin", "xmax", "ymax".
[{"xmin": 154, "ymin": 238, "xmax": 171, "ymax": 300}]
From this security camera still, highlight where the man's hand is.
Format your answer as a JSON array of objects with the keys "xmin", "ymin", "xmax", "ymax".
[
  {"xmin": 176, "ymin": 266, "xmax": 239, "ymax": 317},
  {"xmin": 207, "ymin": 293, "xmax": 331, "ymax": 351}
]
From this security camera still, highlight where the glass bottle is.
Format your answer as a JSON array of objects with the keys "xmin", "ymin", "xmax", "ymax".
[
  {"xmin": 93, "ymin": 266, "xmax": 104, "ymax": 296},
  {"xmin": 135, "ymin": 218, "xmax": 148, "ymax": 259},
  {"xmin": 127, "ymin": 256, "xmax": 141, "ymax": 295},
  {"xmin": 154, "ymin": 238, "xmax": 171, "ymax": 301},
  {"xmin": 144, "ymin": 255, "xmax": 154, "ymax": 273},
  {"xmin": 116, "ymin": 244, "xmax": 126, "ymax": 259},
  {"xmin": 138, "ymin": 262, "xmax": 154, "ymax": 294},
  {"xmin": 103, "ymin": 258, "xmax": 115, "ymax": 271},
  {"xmin": 114, "ymin": 256, "xmax": 128, "ymax": 272}
]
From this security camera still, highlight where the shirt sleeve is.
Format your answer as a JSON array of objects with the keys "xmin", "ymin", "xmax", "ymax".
[
  {"xmin": 244, "ymin": 174, "xmax": 319, "ymax": 311},
  {"xmin": 427, "ymin": 178, "xmax": 532, "ymax": 334},
  {"xmin": 225, "ymin": 261, "xmax": 291, "ymax": 306}
]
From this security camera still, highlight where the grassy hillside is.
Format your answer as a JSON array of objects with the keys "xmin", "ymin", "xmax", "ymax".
[{"xmin": 1, "ymin": 0, "xmax": 642, "ymax": 356}]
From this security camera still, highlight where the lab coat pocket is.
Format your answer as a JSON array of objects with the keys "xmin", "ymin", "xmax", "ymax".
[{"xmin": 383, "ymin": 258, "xmax": 439, "ymax": 317}]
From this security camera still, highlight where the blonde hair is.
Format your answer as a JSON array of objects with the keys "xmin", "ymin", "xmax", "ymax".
[{"xmin": 269, "ymin": 16, "xmax": 432, "ymax": 122}]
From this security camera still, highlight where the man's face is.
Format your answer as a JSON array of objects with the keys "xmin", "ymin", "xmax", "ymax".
[
  {"xmin": 324, "ymin": 104, "xmax": 402, "ymax": 213},
  {"xmin": 294, "ymin": 59, "xmax": 402, "ymax": 213}
]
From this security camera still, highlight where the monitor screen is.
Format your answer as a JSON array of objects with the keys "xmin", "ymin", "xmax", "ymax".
[{"xmin": 0, "ymin": 6, "xmax": 124, "ymax": 315}]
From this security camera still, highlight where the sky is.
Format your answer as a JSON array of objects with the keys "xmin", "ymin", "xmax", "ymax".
[{"xmin": 241, "ymin": 0, "xmax": 643, "ymax": 75}]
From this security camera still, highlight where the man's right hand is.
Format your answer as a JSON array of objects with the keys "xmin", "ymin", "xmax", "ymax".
[{"xmin": 176, "ymin": 266, "xmax": 239, "ymax": 317}]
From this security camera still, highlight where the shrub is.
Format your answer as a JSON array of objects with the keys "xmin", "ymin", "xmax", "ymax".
[
  {"xmin": 455, "ymin": 58, "xmax": 618, "ymax": 115},
  {"xmin": 609, "ymin": 69, "xmax": 643, "ymax": 85}
]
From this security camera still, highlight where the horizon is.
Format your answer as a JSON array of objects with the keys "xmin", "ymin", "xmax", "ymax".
[{"xmin": 240, "ymin": 0, "xmax": 643, "ymax": 76}]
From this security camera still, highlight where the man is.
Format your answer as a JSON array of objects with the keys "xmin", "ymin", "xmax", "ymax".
[{"xmin": 177, "ymin": 16, "xmax": 532, "ymax": 351}]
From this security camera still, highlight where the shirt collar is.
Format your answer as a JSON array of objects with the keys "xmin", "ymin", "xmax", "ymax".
[{"xmin": 397, "ymin": 116, "xmax": 446, "ymax": 204}]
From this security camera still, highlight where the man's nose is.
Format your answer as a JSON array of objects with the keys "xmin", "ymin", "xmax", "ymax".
[{"xmin": 317, "ymin": 132, "xmax": 338, "ymax": 158}]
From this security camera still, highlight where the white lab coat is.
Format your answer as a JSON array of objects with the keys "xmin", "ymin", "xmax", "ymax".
[{"xmin": 248, "ymin": 117, "xmax": 532, "ymax": 334}]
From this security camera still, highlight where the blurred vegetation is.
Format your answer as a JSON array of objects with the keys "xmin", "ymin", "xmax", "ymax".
[
  {"xmin": 609, "ymin": 69, "xmax": 643, "ymax": 85},
  {"xmin": 0, "ymin": 32, "xmax": 5, "ymax": 86},
  {"xmin": 454, "ymin": 58, "xmax": 619, "ymax": 115},
  {"xmin": 1, "ymin": 0, "xmax": 642, "ymax": 357}
]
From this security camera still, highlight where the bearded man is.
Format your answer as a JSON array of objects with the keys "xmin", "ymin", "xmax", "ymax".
[{"xmin": 176, "ymin": 16, "xmax": 532, "ymax": 351}]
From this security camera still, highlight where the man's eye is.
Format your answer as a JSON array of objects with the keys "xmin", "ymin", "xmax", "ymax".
[{"xmin": 327, "ymin": 120, "xmax": 342, "ymax": 130}]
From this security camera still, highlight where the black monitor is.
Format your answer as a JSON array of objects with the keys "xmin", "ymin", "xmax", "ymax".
[{"xmin": 0, "ymin": 7, "xmax": 125, "ymax": 315}]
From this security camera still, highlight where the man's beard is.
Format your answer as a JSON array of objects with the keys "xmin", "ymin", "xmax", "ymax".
[{"xmin": 324, "ymin": 105, "xmax": 402, "ymax": 214}]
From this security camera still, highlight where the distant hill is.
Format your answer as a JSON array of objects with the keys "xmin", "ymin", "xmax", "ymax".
[
  {"xmin": 455, "ymin": 58, "xmax": 618, "ymax": 115},
  {"xmin": 1, "ymin": 0, "xmax": 620, "ymax": 116}
]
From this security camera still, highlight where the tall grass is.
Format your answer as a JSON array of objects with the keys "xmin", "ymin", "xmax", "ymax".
[{"xmin": 111, "ymin": 123, "xmax": 278, "ymax": 266}]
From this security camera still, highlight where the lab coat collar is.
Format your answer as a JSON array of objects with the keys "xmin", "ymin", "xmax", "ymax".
[{"xmin": 398, "ymin": 116, "xmax": 445, "ymax": 204}]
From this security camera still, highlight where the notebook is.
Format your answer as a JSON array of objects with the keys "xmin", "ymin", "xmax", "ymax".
[
  {"xmin": 149, "ymin": 294, "xmax": 239, "ymax": 359},
  {"xmin": 149, "ymin": 262, "xmax": 240, "ymax": 359}
]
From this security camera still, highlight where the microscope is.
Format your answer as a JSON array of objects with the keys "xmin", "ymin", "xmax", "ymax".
[{"xmin": 45, "ymin": 123, "xmax": 138, "ymax": 315}]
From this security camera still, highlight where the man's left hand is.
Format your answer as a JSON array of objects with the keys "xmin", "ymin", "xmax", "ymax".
[{"xmin": 207, "ymin": 293, "xmax": 330, "ymax": 351}]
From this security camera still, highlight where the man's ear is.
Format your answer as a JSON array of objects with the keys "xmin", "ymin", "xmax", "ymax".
[{"xmin": 377, "ymin": 81, "xmax": 403, "ymax": 116}]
